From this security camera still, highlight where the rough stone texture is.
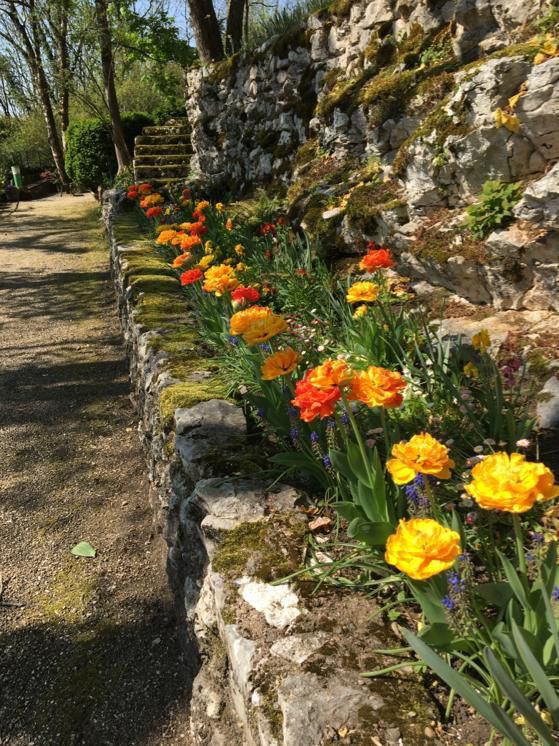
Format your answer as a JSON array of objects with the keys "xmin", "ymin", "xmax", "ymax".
[
  {"xmin": 183, "ymin": 1, "xmax": 559, "ymax": 311},
  {"xmin": 104, "ymin": 193, "xmax": 437, "ymax": 745},
  {"xmin": 537, "ymin": 375, "xmax": 559, "ymax": 429}
]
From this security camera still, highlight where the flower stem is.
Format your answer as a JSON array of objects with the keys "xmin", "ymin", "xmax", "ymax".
[{"xmin": 512, "ymin": 514, "xmax": 527, "ymax": 577}]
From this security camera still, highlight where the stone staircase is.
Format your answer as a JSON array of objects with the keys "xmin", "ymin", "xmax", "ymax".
[{"xmin": 133, "ymin": 117, "xmax": 192, "ymax": 188}]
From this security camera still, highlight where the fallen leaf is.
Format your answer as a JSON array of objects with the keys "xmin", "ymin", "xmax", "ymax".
[
  {"xmin": 338, "ymin": 726, "xmax": 349, "ymax": 737},
  {"xmin": 308, "ymin": 516, "xmax": 333, "ymax": 533},
  {"xmin": 71, "ymin": 541, "xmax": 96, "ymax": 558},
  {"xmin": 494, "ymin": 108, "xmax": 521, "ymax": 133}
]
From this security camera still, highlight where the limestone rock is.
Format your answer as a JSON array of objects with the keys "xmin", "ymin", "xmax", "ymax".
[
  {"xmin": 537, "ymin": 376, "xmax": 559, "ymax": 429},
  {"xmin": 237, "ymin": 577, "xmax": 301, "ymax": 628},
  {"xmin": 514, "ymin": 161, "xmax": 559, "ymax": 231}
]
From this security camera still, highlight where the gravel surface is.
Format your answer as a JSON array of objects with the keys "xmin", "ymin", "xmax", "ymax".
[{"xmin": 0, "ymin": 195, "xmax": 193, "ymax": 745}]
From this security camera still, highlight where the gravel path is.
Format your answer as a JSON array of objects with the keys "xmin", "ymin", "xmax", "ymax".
[{"xmin": 0, "ymin": 195, "xmax": 192, "ymax": 745}]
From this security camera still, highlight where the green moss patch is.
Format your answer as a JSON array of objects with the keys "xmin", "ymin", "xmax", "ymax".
[
  {"xmin": 159, "ymin": 378, "xmax": 226, "ymax": 429},
  {"xmin": 345, "ymin": 180, "xmax": 404, "ymax": 232},
  {"xmin": 128, "ymin": 273, "xmax": 181, "ymax": 296},
  {"xmin": 212, "ymin": 513, "xmax": 306, "ymax": 582}
]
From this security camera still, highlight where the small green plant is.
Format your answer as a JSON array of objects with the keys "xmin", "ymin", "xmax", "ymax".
[
  {"xmin": 536, "ymin": 1, "xmax": 559, "ymax": 34},
  {"xmin": 464, "ymin": 179, "xmax": 523, "ymax": 239}
]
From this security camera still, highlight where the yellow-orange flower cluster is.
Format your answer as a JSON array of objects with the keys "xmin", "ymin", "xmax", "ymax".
[
  {"xmin": 385, "ymin": 518, "xmax": 461, "ymax": 581},
  {"xmin": 465, "ymin": 452, "xmax": 559, "ymax": 513},
  {"xmin": 242, "ymin": 313, "xmax": 287, "ymax": 346},
  {"xmin": 139, "ymin": 193, "xmax": 164, "ymax": 208},
  {"xmin": 346, "ymin": 281, "xmax": 379, "ymax": 304},
  {"xmin": 348, "ymin": 366, "xmax": 406, "ymax": 409},
  {"xmin": 230, "ymin": 306, "xmax": 272, "ymax": 336},
  {"xmin": 156, "ymin": 229, "xmax": 178, "ymax": 245},
  {"xmin": 308, "ymin": 359, "xmax": 353, "ymax": 391},
  {"xmin": 261, "ymin": 347, "xmax": 299, "ymax": 380},
  {"xmin": 387, "ymin": 433, "xmax": 455, "ymax": 485},
  {"xmin": 202, "ymin": 264, "xmax": 239, "ymax": 296}
]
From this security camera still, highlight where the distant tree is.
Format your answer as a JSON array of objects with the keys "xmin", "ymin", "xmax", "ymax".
[{"xmin": 186, "ymin": 0, "xmax": 248, "ymax": 61}]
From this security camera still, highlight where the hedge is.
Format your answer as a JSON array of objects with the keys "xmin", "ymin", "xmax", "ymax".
[{"xmin": 65, "ymin": 112, "xmax": 153, "ymax": 191}]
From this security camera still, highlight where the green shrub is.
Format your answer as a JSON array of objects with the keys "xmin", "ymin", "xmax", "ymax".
[
  {"xmin": 65, "ymin": 112, "xmax": 153, "ymax": 191},
  {"xmin": 464, "ymin": 179, "xmax": 523, "ymax": 239},
  {"xmin": 0, "ymin": 111, "xmax": 53, "ymax": 179}
]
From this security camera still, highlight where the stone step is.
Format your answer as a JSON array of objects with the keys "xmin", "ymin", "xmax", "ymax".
[
  {"xmin": 134, "ymin": 143, "xmax": 192, "ymax": 156},
  {"xmin": 148, "ymin": 176, "xmax": 188, "ymax": 187},
  {"xmin": 165, "ymin": 117, "xmax": 190, "ymax": 126},
  {"xmin": 135, "ymin": 134, "xmax": 191, "ymax": 146},
  {"xmin": 142, "ymin": 125, "xmax": 190, "ymax": 136},
  {"xmin": 134, "ymin": 153, "xmax": 192, "ymax": 167},
  {"xmin": 134, "ymin": 163, "xmax": 191, "ymax": 178}
]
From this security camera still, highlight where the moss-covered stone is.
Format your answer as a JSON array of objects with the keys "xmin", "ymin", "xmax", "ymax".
[
  {"xmin": 133, "ymin": 294, "xmax": 188, "ymax": 329},
  {"xmin": 159, "ymin": 378, "xmax": 226, "ymax": 429},
  {"xmin": 345, "ymin": 180, "xmax": 404, "ymax": 231},
  {"xmin": 207, "ymin": 53, "xmax": 240, "ymax": 84},
  {"xmin": 212, "ymin": 513, "xmax": 306, "ymax": 582},
  {"xmin": 128, "ymin": 274, "xmax": 181, "ymax": 296}
]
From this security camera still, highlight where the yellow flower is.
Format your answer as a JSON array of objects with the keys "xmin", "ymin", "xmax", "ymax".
[
  {"xmin": 215, "ymin": 202, "xmax": 224, "ymax": 212},
  {"xmin": 234, "ymin": 244, "xmax": 245, "ymax": 256},
  {"xmin": 463, "ymin": 362, "xmax": 480, "ymax": 379},
  {"xmin": 346, "ymin": 281, "xmax": 379, "ymax": 304},
  {"xmin": 155, "ymin": 223, "xmax": 177, "ymax": 234},
  {"xmin": 471, "ymin": 329, "xmax": 490, "ymax": 353},
  {"xmin": 195, "ymin": 200, "xmax": 210, "ymax": 212},
  {"xmin": 353, "ymin": 304, "xmax": 368, "ymax": 319},
  {"xmin": 223, "ymin": 258, "xmax": 234, "ymax": 265},
  {"xmin": 202, "ymin": 264, "xmax": 239, "ymax": 296},
  {"xmin": 204, "ymin": 240, "xmax": 214, "ymax": 255},
  {"xmin": 308, "ymin": 359, "xmax": 353, "ymax": 390},
  {"xmin": 465, "ymin": 452, "xmax": 559, "ymax": 513},
  {"xmin": 494, "ymin": 108, "xmax": 521, "ymax": 133},
  {"xmin": 385, "ymin": 518, "xmax": 461, "ymax": 581},
  {"xmin": 242, "ymin": 313, "xmax": 288, "ymax": 346},
  {"xmin": 387, "ymin": 433, "xmax": 455, "ymax": 485},
  {"xmin": 236, "ymin": 262, "xmax": 246, "ymax": 272},
  {"xmin": 230, "ymin": 306, "xmax": 272, "ymax": 336},
  {"xmin": 348, "ymin": 366, "xmax": 406, "ymax": 409},
  {"xmin": 197, "ymin": 254, "xmax": 215, "ymax": 270},
  {"xmin": 156, "ymin": 229, "xmax": 177, "ymax": 245},
  {"xmin": 261, "ymin": 347, "xmax": 300, "ymax": 380}
]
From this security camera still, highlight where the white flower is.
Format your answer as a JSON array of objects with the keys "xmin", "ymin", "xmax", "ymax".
[{"xmin": 516, "ymin": 438, "xmax": 530, "ymax": 449}]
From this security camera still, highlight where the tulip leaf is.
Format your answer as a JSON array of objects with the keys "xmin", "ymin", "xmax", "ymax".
[
  {"xmin": 476, "ymin": 582, "xmax": 514, "ymax": 608},
  {"xmin": 402, "ymin": 630, "xmax": 532, "ymax": 746},
  {"xmin": 483, "ymin": 648, "xmax": 557, "ymax": 746},
  {"xmin": 511, "ymin": 620, "xmax": 559, "ymax": 725}
]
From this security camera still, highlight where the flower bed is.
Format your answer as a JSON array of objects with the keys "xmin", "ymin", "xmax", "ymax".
[{"xmin": 126, "ymin": 181, "xmax": 559, "ymax": 743}]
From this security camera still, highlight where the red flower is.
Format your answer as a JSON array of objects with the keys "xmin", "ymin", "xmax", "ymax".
[
  {"xmin": 180, "ymin": 268, "xmax": 203, "ymax": 285},
  {"xmin": 189, "ymin": 220, "xmax": 207, "ymax": 236},
  {"xmin": 127, "ymin": 190, "xmax": 138, "ymax": 200},
  {"xmin": 231, "ymin": 285, "xmax": 260, "ymax": 304},
  {"xmin": 146, "ymin": 206, "xmax": 162, "ymax": 218},
  {"xmin": 138, "ymin": 182, "xmax": 152, "ymax": 194},
  {"xmin": 295, "ymin": 268, "xmax": 307, "ymax": 277},
  {"xmin": 359, "ymin": 247, "xmax": 395, "ymax": 271},
  {"xmin": 276, "ymin": 216, "xmax": 288, "ymax": 226},
  {"xmin": 182, "ymin": 188, "xmax": 191, "ymax": 199},
  {"xmin": 260, "ymin": 222, "xmax": 277, "ymax": 237},
  {"xmin": 291, "ymin": 371, "xmax": 340, "ymax": 422}
]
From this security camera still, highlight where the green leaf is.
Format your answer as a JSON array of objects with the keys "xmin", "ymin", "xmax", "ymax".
[
  {"xmin": 332, "ymin": 500, "xmax": 360, "ymax": 523},
  {"xmin": 476, "ymin": 582, "xmax": 514, "ymax": 608},
  {"xmin": 419, "ymin": 623, "xmax": 454, "ymax": 649},
  {"xmin": 329, "ymin": 449, "xmax": 352, "ymax": 480},
  {"xmin": 402, "ymin": 630, "xmax": 532, "ymax": 746},
  {"xmin": 347, "ymin": 519, "xmax": 393, "ymax": 546},
  {"xmin": 483, "ymin": 648, "xmax": 557, "ymax": 746},
  {"xmin": 407, "ymin": 579, "xmax": 447, "ymax": 626},
  {"xmin": 70, "ymin": 542, "xmax": 96, "ymax": 558},
  {"xmin": 268, "ymin": 452, "xmax": 328, "ymax": 484},
  {"xmin": 511, "ymin": 620, "xmax": 559, "ymax": 725},
  {"xmin": 497, "ymin": 551, "xmax": 532, "ymax": 613},
  {"xmin": 346, "ymin": 441, "xmax": 372, "ymax": 486}
]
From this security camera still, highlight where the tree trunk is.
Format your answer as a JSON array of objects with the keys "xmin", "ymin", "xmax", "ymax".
[
  {"xmin": 187, "ymin": 0, "xmax": 224, "ymax": 62},
  {"xmin": 34, "ymin": 62, "xmax": 69, "ymax": 184},
  {"xmin": 225, "ymin": 0, "xmax": 245, "ymax": 54},
  {"xmin": 58, "ymin": 1, "xmax": 70, "ymax": 151},
  {"xmin": 94, "ymin": 0, "xmax": 131, "ymax": 172}
]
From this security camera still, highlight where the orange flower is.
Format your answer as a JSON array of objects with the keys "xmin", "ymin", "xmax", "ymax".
[
  {"xmin": 387, "ymin": 433, "xmax": 455, "ymax": 485},
  {"xmin": 385, "ymin": 519, "xmax": 461, "ymax": 581},
  {"xmin": 171, "ymin": 233, "xmax": 185, "ymax": 246},
  {"xmin": 308, "ymin": 359, "xmax": 353, "ymax": 391},
  {"xmin": 180, "ymin": 268, "xmax": 203, "ymax": 285},
  {"xmin": 180, "ymin": 234, "xmax": 202, "ymax": 251},
  {"xmin": 138, "ymin": 182, "xmax": 152, "ymax": 194},
  {"xmin": 172, "ymin": 253, "xmax": 192, "ymax": 268},
  {"xmin": 359, "ymin": 248, "xmax": 395, "ymax": 271},
  {"xmin": 465, "ymin": 452, "xmax": 559, "ymax": 513},
  {"xmin": 261, "ymin": 347, "xmax": 299, "ymax": 380},
  {"xmin": 348, "ymin": 366, "xmax": 406, "ymax": 408},
  {"xmin": 156, "ymin": 229, "xmax": 177, "ymax": 245},
  {"xmin": 203, "ymin": 264, "xmax": 239, "ymax": 296},
  {"xmin": 291, "ymin": 371, "xmax": 340, "ymax": 422},
  {"xmin": 346, "ymin": 281, "xmax": 379, "ymax": 304},
  {"xmin": 225, "ymin": 218, "xmax": 234, "ymax": 231},
  {"xmin": 230, "ymin": 306, "xmax": 272, "ymax": 336},
  {"xmin": 242, "ymin": 313, "xmax": 288, "ymax": 346}
]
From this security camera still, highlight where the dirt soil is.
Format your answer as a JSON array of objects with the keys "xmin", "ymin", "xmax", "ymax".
[{"xmin": 0, "ymin": 195, "xmax": 192, "ymax": 745}]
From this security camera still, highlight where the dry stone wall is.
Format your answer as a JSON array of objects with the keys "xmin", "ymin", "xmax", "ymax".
[
  {"xmin": 104, "ymin": 193, "xmax": 439, "ymax": 745},
  {"xmin": 186, "ymin": 0, "xmax": 559, "ymax": 311}
]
